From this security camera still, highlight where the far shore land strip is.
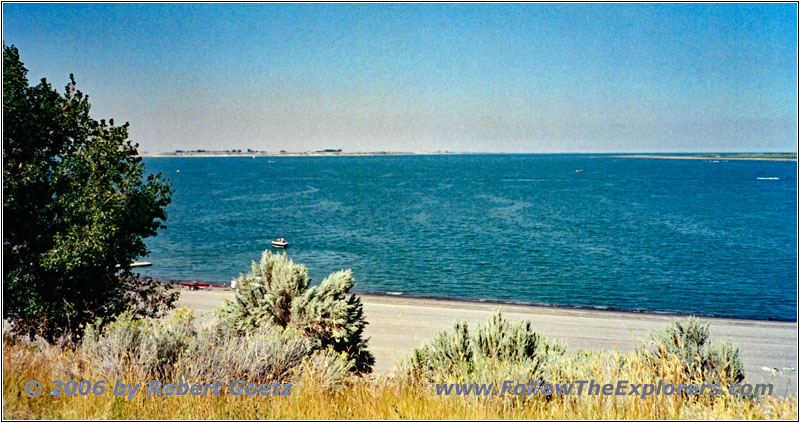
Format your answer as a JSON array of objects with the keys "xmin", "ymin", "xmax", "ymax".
[
  {"xmin": 175, "ymin": 287, "xmax": 798, "ymax": 396},
  {"xmin": 139, "ymin": 150, "xmax": 797, "ymax": 161}
]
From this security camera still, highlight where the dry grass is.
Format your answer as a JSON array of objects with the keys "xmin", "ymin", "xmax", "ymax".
[{"xmin": 4, "ymin": 341, "xmax": 796, "ymax": 420}]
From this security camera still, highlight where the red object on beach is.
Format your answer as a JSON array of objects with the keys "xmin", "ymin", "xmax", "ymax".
[{"xmin": 181, "ymin": 282, "xmax": 211, "ymax": 290}]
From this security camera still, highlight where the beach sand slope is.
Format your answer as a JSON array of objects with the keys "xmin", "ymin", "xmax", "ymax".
[{"xmin": 177, "ymin": 289, "xmax": 797, "ymax": 396}]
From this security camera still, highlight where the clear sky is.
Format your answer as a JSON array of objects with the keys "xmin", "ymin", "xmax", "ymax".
[{"xmin": 3, "ymin": 3, "xmax": 797, "ymax": 153}]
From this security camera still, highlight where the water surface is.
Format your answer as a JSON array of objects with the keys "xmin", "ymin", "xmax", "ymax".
[{"xmin": 139, "ymin": 155, "xmax": 797, "ymax": 321}]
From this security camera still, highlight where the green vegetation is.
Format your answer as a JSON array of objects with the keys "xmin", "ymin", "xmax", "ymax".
[
  {"xmin": 218, "ymin": 250, "xmax": 374, "ymax": 373},
  {"xmin": 3, "ymin": 45, "xmax": 174, "ymax": 340},
  {"xmin": 71, "ymin": 308, "xmax": 352, "ymax": 389},
  {"xmin": 4, "ymin": 313, "xmax": 795, "ymax": 420},
  {"xmin": 643, "ymin": 317, "xmax": 744, "ymax": 386},
  {"xmin": 405, "ymin": 311, "xmax": 565, "ymax": 389}
]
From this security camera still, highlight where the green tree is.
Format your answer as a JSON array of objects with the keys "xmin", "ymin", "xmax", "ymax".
[{"xmin": 3, "ymin": 45, "xmax": 175, "ymax": 340}]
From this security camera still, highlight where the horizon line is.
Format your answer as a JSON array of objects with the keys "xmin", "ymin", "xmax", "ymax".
[{"xmin": 137, "ymin": 150, "xmax": 798, "ymax": 155}]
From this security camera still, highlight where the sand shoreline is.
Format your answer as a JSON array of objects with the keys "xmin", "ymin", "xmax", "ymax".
[
  {"xmin": 163, "ymin": 281, "xmax": 793, "ymax": 323},
  {"xmin": 355, "ymin": 290, "xmax": 796, "ymax": 323},
  {"xmin": 175, "ymin": 287, "xmax": 798, "ymax": 396}
]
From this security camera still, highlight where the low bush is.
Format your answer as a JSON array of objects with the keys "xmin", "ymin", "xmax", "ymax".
[
  {"xmin": 474, "ymin": 311, "xmax": 567, "ymax": 362},
  {"xmin": 175, "ymin": 324, "xmax": 349, "ymax": 388},
  {"xmin": 77, "ymin": 307, "xmax": 350, "ymax": 387},
  {"xmin": 3, "ymin": 314, "xmax": 794, "ymax": 419},
  {"xmin": 642, "ymin": 317, "xmax": 745, "ymax": 386},
  {"xmin": 218, "ymin": 250, "xmax": 374, "ymax": 373},
  {"xmin": 404, "ymin": 311, "xmax": 565, "ymax": 388},
  {"xmin": 80, "ymin": 308, "xmax": 196, "ymax": 380}
]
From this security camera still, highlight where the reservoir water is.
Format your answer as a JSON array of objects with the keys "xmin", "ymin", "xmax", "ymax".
[{"xmin": 139, "ymin": 155, "xmax": 797, "ymax": 321}]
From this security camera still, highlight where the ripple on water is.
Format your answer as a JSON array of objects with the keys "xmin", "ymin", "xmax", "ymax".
[{"xmin": 139, "ymin": 156, "xmax": 797, "ymax": 321}]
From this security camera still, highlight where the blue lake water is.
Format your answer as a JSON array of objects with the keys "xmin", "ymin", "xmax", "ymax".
[{"xmin": 139, "ymin": 155, "xmax": 797, "ymax": 321}]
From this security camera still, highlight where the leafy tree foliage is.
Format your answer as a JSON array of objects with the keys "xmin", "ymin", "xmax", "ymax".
[
  {"xmin": 219, "ymin": 250, "xmax": 375, "ymax": 373},
  {"xmin": 3, "ymin": 45, "xmax": 174, "ymax": 340}
]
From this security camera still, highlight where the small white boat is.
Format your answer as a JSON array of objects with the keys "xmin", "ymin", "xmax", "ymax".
[
  {"xmin": 115, "ymin": 261, "xmax": 152, "ymax": 268},
  {"xmin": 271, "ymin": 238, "xmax": 289, "ymax": 248}
]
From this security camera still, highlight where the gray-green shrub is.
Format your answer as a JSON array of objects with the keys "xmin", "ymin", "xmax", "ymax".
[
  {"xmin": 80, "ymin": 308, "xmax": 196, "ymax": 380},
  {"xmin": 79, "ymin": 307, "xmax": 351, "ymax": 387},
  {"xmin": 409, "ymin": 321, "xmax": 473, "ymax": 379},
  {"xmin": 474, "ymin": 311, "xmax": 566, "ymax": 362},
  {"xmin": 702, "ymin": 340, "xmax": 745, "ymax": 385},
  {"xmin": 218, "ymin": 250, "xmax": 374, "ymax": 373},
  {"xmin": 405, "ymin": 311, "xmax": 565, "ymax": 387},
  {"xmin": 644, "ymin": 317, "xmax": 744, "ymax": 385},
  {"xmin": 174, "ymin": 325, "xmax": 352, "ymax": 388}
]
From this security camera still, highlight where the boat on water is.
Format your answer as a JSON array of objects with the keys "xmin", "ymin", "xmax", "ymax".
[
  {"xmin": 115, "ymin": 261, "xmax": 152, "ymax": 269},
  {"xmin": 271, "ymin": 238, "xmax": 289, "ymax": 248}
]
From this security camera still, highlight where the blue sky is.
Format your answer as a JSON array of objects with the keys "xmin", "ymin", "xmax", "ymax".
[{"xmin": 3, "ymin": 3, "xmax": 797, "ymax": 153}]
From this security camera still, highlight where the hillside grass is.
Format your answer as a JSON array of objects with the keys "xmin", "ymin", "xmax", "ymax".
[{"xmin": 4, "ymin": 340, "xmax": 796, "ymax": 420}]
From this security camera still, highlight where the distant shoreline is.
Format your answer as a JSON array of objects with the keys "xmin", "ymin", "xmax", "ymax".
[
  {"xmin": 614, "ymin": 153, "xmax": 796, "ymax": 161},
  {"xmin": 139, "ymin": 151, "xmax": 431, "ymax": 158},
  {"xmin": 139, "ymin": 151, "xmax": 797, "ymax": 161}
]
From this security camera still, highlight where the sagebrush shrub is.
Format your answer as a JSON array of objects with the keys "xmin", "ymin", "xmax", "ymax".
[
  {"xmin": 221, "ymin": 251, "xmax": 309, "ymax": 330},
  {"xmin": 406, "ymin": 311, "xmax": 565, "ymax": 386},
  {"xmin": 644, "ymin": 317, "xmax": 744, "ymax": 385},
  {"xmin": 701, "ymin": 340, "xmax": 744, "ymax": 385},
  {"xmin": 474, "ymin": 311, "xmax": 566, "ymax": 362},
  {"xmin": 218, "ymin": 250, "xmax": 374, "ymax": 373},
  {"xmin": 409, "ymin": 321, "xmax": 473, "ymax": 379},
  {"xmin": 80, "ymin": 308, "xmax": 196, "ymax": 380},
  {"xmin": 175, "ymin": 325, "xmax": 339, "ymax": 385},
  {"xmin": 79, "ymin": 307, "xmax": 351, "ymax": 386}
]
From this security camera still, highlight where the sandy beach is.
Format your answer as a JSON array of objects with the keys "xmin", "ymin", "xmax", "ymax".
[{"xmin": 177, "ymin": 287, "xmax": 797, "ymax": 396}]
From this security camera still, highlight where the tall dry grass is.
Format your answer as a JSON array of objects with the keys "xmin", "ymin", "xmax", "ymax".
[{"xmin": 4, "ymin": 339, "xmax": 796, "ymax": 420}]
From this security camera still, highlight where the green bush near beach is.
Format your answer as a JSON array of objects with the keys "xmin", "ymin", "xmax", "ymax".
[
  {"xmin": 217, "ymin": 250, "xmax": 374, "ymax": 373},
  {"xmin": 4, "ymin": 313, "xmax": 795, "ymax": 420},
  {"xmin": 642, "ymin": 317, "xmax": 745, "ymax": 386},
  {"xmin": 53, "ymin": 308, "xmax": 351, "ymax": 389},
  {"xmin": 404, "ymin": 311, "xmax": 566, "ymax": 390}
]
